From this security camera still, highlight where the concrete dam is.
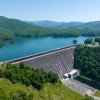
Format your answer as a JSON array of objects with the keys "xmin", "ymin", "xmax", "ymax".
[
  {"xmin": 1, "ymin": 46, "xmax": 97, "ymax": 96},
  {"xmin": 9, "ymin": 46, "xmax": 76, "ymax": 79}
]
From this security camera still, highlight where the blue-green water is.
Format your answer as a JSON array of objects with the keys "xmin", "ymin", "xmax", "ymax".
[{"xmin": 0, "ymin": 36, "xmax": 97, "ymax": 61}]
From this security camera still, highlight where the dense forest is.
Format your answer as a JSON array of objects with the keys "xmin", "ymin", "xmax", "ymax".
[
  {"xmin": 74, "ymin": 46, "xmax": 100, "ymax": 84},
  {"xmin": 0, "ymin": 16, "xmax": 100, "ymax": 47},
  {"xmin": 0, "ymin": 62, "xmax": 59, "ymax": 90},
  {"xmin": 0, "ymin": 16, "xmax": 81, "ymax": 38}
]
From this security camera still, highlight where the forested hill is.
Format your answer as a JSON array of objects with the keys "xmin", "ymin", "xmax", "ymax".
[
  {"xmin": 0, "ymin": 16, "xmax": 100, "ymax": 47},
  {"xmin": 0, "ymin": 16, "xmax": 51, "ymax": 46},
  {"xmin": 0, "ymin": 16, "xmax": 82, "ymax": 40},
  {"xmin": 74, "ymin": 46, "xmax": 100, "ymax": 84},
  {"xmin": 0, "ymin": 16, "xmax": 100, "ymax": 40},
  {"xmin": 0, "ymin": 16, "xmax": 51, "ymax": 38}
]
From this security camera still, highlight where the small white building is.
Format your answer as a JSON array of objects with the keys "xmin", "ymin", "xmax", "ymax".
[
  {"xmin": 63, "ymin": 69, "xmax": 78, "ymax": 79},
  {"xmin": 68, "ymin": 69, "xmax": 78, "ymax": 79}
]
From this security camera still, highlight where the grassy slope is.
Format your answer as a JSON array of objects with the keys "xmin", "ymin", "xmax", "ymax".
[
  {"xmin": 94, "ymin": 91, "xmax": 100, "ymax": 98},
  {"xmin": 0, "ymin": 78, "xmax": 84, "ymax": 100}
]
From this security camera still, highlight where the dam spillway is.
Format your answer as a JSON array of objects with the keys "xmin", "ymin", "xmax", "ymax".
[{"xmin": 9, "ymin": 46, "xmax": 76, "ymax": 79}]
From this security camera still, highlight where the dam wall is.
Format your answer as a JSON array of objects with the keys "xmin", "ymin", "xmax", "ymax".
[{"xmin": 9, "ymin": 46, "xmax": 76, "ymax": 79}]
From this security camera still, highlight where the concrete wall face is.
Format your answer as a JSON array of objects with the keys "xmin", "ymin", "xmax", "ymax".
[{"xmin": 14, "ymin": 47, "xmax": 75, "ymax": 79}]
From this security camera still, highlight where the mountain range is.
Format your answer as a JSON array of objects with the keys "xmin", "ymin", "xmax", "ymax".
[
  {"xmin": 0, "ymin": 16, "xmax": 100, "ymax": 47},
  {"xmin": 29, "ymin": 20, "xmax": 83, "ymax": 29},
  {"xmin": 29, "ymin": 20, "xmax": 100, "ymax": 30}
]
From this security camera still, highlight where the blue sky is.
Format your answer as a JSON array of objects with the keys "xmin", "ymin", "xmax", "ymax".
[{"xmin": 0, "ymin": 0, "xmax": 100, "ymax": 22}]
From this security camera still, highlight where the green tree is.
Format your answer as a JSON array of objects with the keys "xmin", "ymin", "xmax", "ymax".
[
  {"xmin": 12, "ymin": 90, "xmax": 28, "ymax": 100},
  {"xmin": 84, "ymin": 38, "xmax": 93, "ymax": 44}
]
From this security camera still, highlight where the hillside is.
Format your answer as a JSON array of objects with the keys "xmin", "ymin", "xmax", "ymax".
[
  {"xmin": 0, "ymin": 16, "xmax": 51, "ymax": 46},
  {"xmin": 0, "ymin": 16, "xmax": 100, "ymax": 47},
  {"xmin": 0, "ymin": 63, "xmax": 85, "ymax": 100},
  {"xmin": 0, "ymin": 16, "xmax": 81, "ymax": 39},
  {"xmin": 74, "ymin": 46, "xmax": 100, "ymax": 85},
  {"xmin": 0, "ymin": 16, "xmax": 81, "ymax": 47},
  {"xmin": 0, "ymin": 28, "xmax": 13, "ymax": 40},
  {"xmin": 31, "ymin": 20, "xmax": 100, "ymax": 36},
  {"xmin": 31, "ymin": 20, "xmax": 100, "ymax": 31},
  {"xmin": 0, "ymin": 16, "xmax": 51, "ymax": 38},
  {"xmin": 0, "ymin": 78, "xmax": 84, "ymax": 100},
  {"xmin": 0, "ymin": 16, "xmax": 85, "ymax": 38}
]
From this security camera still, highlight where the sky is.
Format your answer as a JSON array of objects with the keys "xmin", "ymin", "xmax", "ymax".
[{"xmin": 0, "ymin": 0, "xmax": 100, "ymax": 22}]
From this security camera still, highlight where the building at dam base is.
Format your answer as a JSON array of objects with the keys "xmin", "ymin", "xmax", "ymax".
[{"xmin": 64, "ymin": 69, "xmax": 78, "ymax": 79}]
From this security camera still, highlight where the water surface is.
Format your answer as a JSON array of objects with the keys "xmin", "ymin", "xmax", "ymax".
[{"xmin": 0, "ymin": 36, "xmax": 97, "ymax": 61}]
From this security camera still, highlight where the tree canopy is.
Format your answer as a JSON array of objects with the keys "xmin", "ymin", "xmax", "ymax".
[
  {"xmin": 0, "ymin": 62, "xmax": 59, "ymax": 90},
  {"xmin": 74, "ymin": 46, "xmax": 100, "ymax": 84},
  {"xmin": 84, "ymin": 38, "xmax": 93, "ymax": 44}
]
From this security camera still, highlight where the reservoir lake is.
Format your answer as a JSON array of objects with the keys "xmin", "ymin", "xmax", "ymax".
[{"xmin": 0, "ymin": 36, "xmax": 97, "ymax": 61}]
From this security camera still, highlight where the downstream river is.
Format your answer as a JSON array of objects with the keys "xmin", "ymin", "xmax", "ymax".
[{"xmin": 0, "ymin": 36, "xmax": 97, "ymax": 61}]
